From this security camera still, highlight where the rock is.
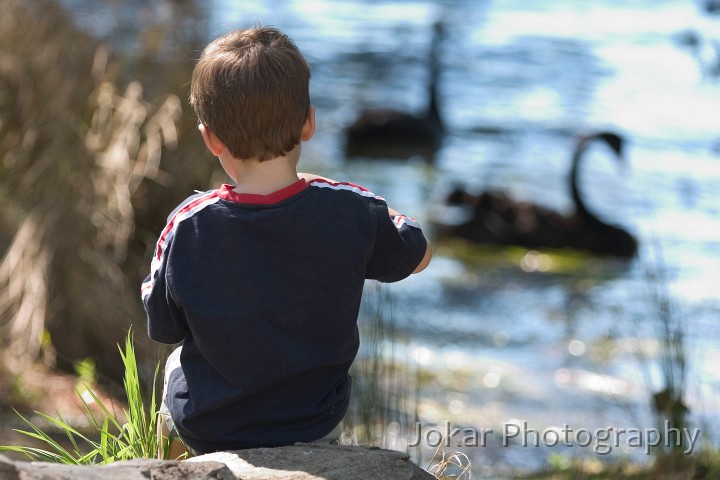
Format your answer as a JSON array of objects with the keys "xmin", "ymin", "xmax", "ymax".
[
  {"xmin": 0, "ymin": 444, "xmax": 435, "ymax": 480},
  {"xmin": 188, "ymin": 443, "xmax": 434, "ymax": 480},
  {"xmin": 0, "ymin": 456, "xmax": 234, "ymax": 480}
]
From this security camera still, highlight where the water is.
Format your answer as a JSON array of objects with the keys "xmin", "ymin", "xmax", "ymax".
[{"xmin": 65, "ymin": 0, "xmax": 720, "ymax": 474}]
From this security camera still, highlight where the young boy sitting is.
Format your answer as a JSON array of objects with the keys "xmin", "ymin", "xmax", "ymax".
[{"xmin": 141, "ymin": 26, "xmax": 432, "ymax": 457}]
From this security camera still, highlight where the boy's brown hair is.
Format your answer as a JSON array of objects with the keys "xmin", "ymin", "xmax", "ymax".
[{"xmin": 189, "ymin": 27, "xmax": 311, "ymax": 161}]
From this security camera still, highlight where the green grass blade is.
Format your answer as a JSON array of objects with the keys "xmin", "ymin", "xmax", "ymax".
[
  {"xmin": 34, "ymin": 411, "xmax": 98, "ymax": 449},
  {"xmin": 5, "ymin": 410, "xmax": 81, "ymax": 465},
  {"xmin": 0, "ymin": 445, "xmax": 74, "ymax": 463},
  {"xmin": 83, "ymin": 387, "xmax": 124, "ymax": 433},
  {"xmin": 51, "ymin": 409, "xmax": 89, "ymax": 458}
]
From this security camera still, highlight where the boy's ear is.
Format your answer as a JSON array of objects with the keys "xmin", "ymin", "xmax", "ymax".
[
  {"xmin": 300, "ymin": 106, "xmax": 315, "ymax": 141},
  {"xmin": 198, "ymin": 124, "xmax": 226, "ymax": 157}
]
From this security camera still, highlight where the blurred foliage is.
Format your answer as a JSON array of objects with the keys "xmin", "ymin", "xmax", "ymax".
[{"xmin": 0, "ymin": 0, "xmax": 216, "ymax": 384}]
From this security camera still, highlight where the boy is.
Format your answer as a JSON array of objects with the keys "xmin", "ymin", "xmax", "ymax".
[{"xmin": 142, "ymin": 26, "xmax": 432, "ymax": 457}]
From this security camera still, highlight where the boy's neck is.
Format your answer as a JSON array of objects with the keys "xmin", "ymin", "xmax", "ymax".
[{"xmin": 221, "ymin": 148, "xmax": 301, "ymax": 195}]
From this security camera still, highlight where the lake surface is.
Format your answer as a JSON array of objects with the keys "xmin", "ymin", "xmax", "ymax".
[{"xmin": 64, "ymin": 0, "xmax": 720, "ymax": 474}]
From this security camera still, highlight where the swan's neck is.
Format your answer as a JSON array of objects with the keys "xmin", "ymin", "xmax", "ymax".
[
  {"xmin": 570, "ymin": 137, "xmax": 603, "ymax": 225},
  {"xmin": 428, "ymin": 69, "xmax": 441, "ymax": 125},
  {"xmin": 426, "ymin": 25, "xmax": 443, "ymax": 127}
]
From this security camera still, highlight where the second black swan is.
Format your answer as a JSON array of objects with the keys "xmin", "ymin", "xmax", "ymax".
[
  {"xmin": 435, "ymin": 132, "xmax": 638, "ymax": 258},
  {"xmin": 344, "ymin": 21, "xmax": 445, "ymax": 161}
]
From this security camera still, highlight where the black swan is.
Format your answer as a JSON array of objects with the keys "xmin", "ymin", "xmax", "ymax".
[
  {"xmin": 434, "ymin": 132, "xmax": 638, "ymax": 258},
  {"xmin": 344, "ymin": 21, "xmax": 445, "ymax": 161}
]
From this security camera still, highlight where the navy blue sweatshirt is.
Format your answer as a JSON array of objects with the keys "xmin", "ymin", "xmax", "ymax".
[{"xmin": 142, "ymin": 178, "xmax": 427, "ymax": 453}]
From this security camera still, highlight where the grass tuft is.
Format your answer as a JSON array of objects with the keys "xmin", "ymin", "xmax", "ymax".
[{"xmin": 0, "ymin": 330, "xmax": 165, "ymax": 463}]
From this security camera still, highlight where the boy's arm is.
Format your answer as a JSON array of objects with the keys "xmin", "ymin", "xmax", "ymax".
[
  {"xmin": 300, "ymin": 172, "xmax": 432, "ymax": 275},
  {"xmin": 415, "ymin": 243, "xmax": 432, "ymax": 273},
  {"xmin": 142, "ymin": 242, "xmax": 188, "ymax": 344},
  {"xmin": 143, "ymin": 273, "xmax": 187, "ymax": 344},
  {"xmin": 387, "ymin": 205, "xmax": 432, "ymax": 273}
]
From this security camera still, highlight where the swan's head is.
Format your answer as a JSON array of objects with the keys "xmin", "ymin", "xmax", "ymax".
[{"xmin": 596, "ymin": 131, "xmax": 624, "ymax": 158}]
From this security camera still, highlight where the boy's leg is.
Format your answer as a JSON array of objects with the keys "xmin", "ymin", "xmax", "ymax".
[
  {"xmin": 157, "ymin": 346, "xmax": 192, "ymax": 459},
  {"xmin": 157, "ymin": 406, "xmax": 192, "ymax": 459}
]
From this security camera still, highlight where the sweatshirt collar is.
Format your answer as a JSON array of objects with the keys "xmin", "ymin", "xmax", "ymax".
[{"xmin": 216, "ymin": 179, "xmax": 308, "ymax": 205}]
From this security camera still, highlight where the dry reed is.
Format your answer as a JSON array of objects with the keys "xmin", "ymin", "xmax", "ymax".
[{"xmin": 0, "ymin": 0, "xmax": 211, "ymax": 382}]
